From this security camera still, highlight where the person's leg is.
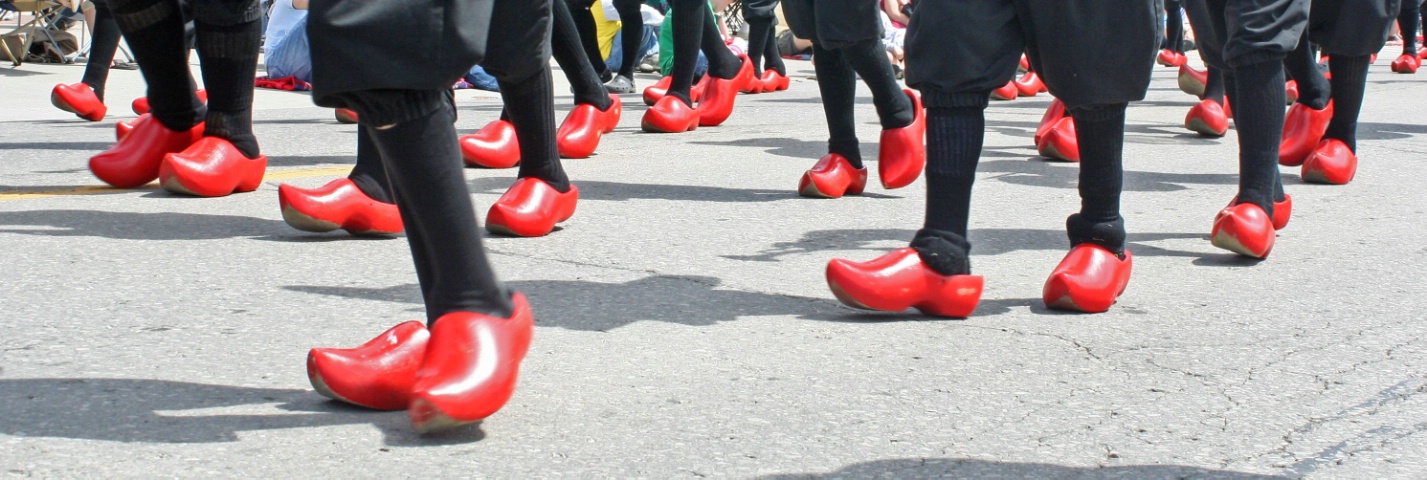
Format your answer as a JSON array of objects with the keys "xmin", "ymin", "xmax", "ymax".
[
  {"xmin": 1166, "ymin": 0, "xmax": 1185, "ymax": 53},
  {"xmin": 695, "ymin": 0, "xmax": 742, "ymax": 81},
  {"xmin": 742, "ymin": 0, "xmax": 778, "ymax": 73},
  {"xmin": 108, "ymin": 0, "xmax": 204, "ymax": 131},
  {"xmin": 348, "ymin": 126, "xmax": 394, "ymax": 204},
  {"xmin": 566, "ymin": 0, "xmax": 613, "ymax": 81},
  {"xmin": 810, "ymin": 44, "xmax": 863, "ymax": 169},
  {"xmin": 81, "ymin": 0, "xmax": 121, "ymax": 101},
  {"xmin": 1284, "ymin": 32, "xmax": 1331, "ymax": 109},
  {"xmin": 191, "ymin": 0, "xmax": 263, "ymax": 158},
  {"xmin": 666, "ymin": 0, "xmax": 708, "ymax": 103},
  {"xmin": 1400, "ymin": 0, "xmax": 1420, "ymax": 56},
  {"xmin": 1067, "ymin": 103, "xmax": 1128, "ymax": 257},
  {"xmin": 612, "ymin": 0, "xmax": 643, "ymax": 77},
  {"xmin": 501, "ymin": 66, "xmax": 570, "ymax": 192},
  {"xmin": 1323, "ymin": 54, "xmax": 1370, "ymax": 151},
  {"xmin": 551, "ymin": 0, "xmax": 614, "ymax": 110},
  {"xmin": 763, "ymin": 22, "xmax": 786, "ymax": 75},
  {"xmin": 838, "ymin": 38, "xmax": 912, "ymax": 129}
]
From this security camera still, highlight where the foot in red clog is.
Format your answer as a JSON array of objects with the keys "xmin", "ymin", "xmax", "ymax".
[
  {"xmin": 825, "ymin": 248, "xmax": 984, "ymax": 318},
  {"xmin": 1018, "ymin": 55, "xmax": 1030, "ymax": 73},
  {"xmin": 1178, "ymin": 64, "xmax": 1208, "ymax": 97},
  {"xmin": 1034, "ymin": 99, "xmax": 1067, "ymax": 146},
  {"xmin": 761, "ymin": 69, "xmax": 790, "ymax": 91},
  {"xmin": 132, "ymin": 89, "xmax": 207, "ymax": 115},
  {"xmin": 642, "ymin": 76, "xmax": 705, "ymax": 106},
  {"xmin": 460, "ymin": 120, "xmax": 521, "ymax": 168},
  {"xmin": 1211, "ymin": 202, "xmax": 1276, "ymax": 258},
  {"xmin": 308, "ymin": 321, "xmax": 429, "ymax": 411},
  {"xmin": 641, "ymin": 96, "xmax": 700, "ymax": 133},
  {"xmin": 1301, "ymin": 138, "xmax": 1357, "ymax": 185},
  {"xmin": 1042, "ymin": 245, "xmax": 1133, "ymax": 313},
  {"xmin": 486, "ymin": 178, "xmax": 579, "ymax": 237},
  {"xmin": 740, "ymin": 73, "xmax": 765, "ymax": 94},
  {"xmin": 1157, "ymin": 49, "xmax": 1186, "ymax": 67},
  {"xmin": 408, "ymin": 293, "xmax": 534, "ymax": 433},
  {"xmin": 878, "ymin": 89, "xmax": 926, "ymax": 189},
  {"xmin": 51, "ymin": 83, "xmax": 106, "ymax": 121},
  {"xmin": 798, "ymin": 153, "xmax": 867, "ymax": 198},
  {"xmin": 557, "ymin": 94, "xmax": 622, "ymax": 159},
  {"xmin": 1271, "ymin": 195, "xmax": 1292, "ymax": 230},
  {"xmin": 115, "ymin": 119, "xmax": 135, "ymax": 142},
  {"xmin": 1392, "ymin": 54, "xmax": 1419, "ymax": 73},
  {"xmin": 698, "ymin": 55, "xmax": 753, "ymax": 127},
  {"xmin": 90, "ymin": 114, "xmax": 204, "ymax": 188},
  {"xmin": 991, "ymin": 80, "xmax": 1018, "ymax": 100},
  {"xmin": 1285, "ymin": 80, "xmax": 1299, "ymax": 105},
  {"xmin": 1037, "ymin": 116, "xmax": 1079, "ymax": 162},
  {"xmin": 158, "ymin": 137, "xmax": 267, "ymax": 197},
  {"xmin": 1279, "ymin": 101, "xmax": 1333, "ymax": 166},
  {"xmin": 1014, "ymin": 71, "xmax": 1046, "ymax": 97},
  {"xmin": 1185, "ymin": 99, "xmax": 1229, "ymax": 137},
  {"xmin": 279, "ymin": 178, "xmax": 403, "ymax": 235},
  {"xmin": 335, "ymin": 108, "xmax": 359, "ymax": 124}
]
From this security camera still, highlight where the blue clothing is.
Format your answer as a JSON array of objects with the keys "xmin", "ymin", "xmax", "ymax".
[{"xmin": 265, "ymin": 16, "xmax": 312, "ymax": 82}]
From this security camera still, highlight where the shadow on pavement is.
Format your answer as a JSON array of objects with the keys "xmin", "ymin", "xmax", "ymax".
[
  {"xmin": 0, "ymin": 210, "xmax": 289, "ymax": 240},
  {"xmin": 0, "ymin": 378, "xmax": 483, "ymax": 445},
  {"xmin": 465, "ymin": 177, "xmax": 905, "ymax": 202},
  {"xmin": 759, "ymin": 457, "xmax": 1283, "ymax": 479},
  {"xmin": 979, "ymin": 158, "xmax": 1240, "ymax": 192},
  {"xmin": 0, "ymin": 141, "xmax": 116, "ymax": 151},
  {"xmin": 723, "ymin": 228, "xmax": 1206, "ymax": 263}
]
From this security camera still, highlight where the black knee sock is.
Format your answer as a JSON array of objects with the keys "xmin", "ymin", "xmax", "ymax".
[
  {"xmin": 1069, "ymin": 103, "xmax": 1128, "ymax": 255},
  {"xmin": 567, "ymin": 0, "xmax": 613, "ymax": 81},
  {"xmin": 551, "ymin": 0, "xmax": 613, "ymax": 110},
  {"xmin": 911, "ymin": 107, "xmax": 982, "ymax": 276},
  {"xmin": 613, "ymin": 0, "xmax": 642, "ymax": 77},
  {"xmin": 746, "ymin": 15, "xmax": 773, "ymax": 73},
  {"xmin": 812, "ymin": 44, "xmax": 862, "ymax": 169},
  {"xmin": 1203, "ymin": 65, "xmax": 1226, "ymax": 104},
  {"xmin": 667, "ymin": 0, "xmax": 705, "ymax": 105},
  {"xmin": 697, "ymin": 3, "xmax": 740, "ymax": 80},
  {"xmin": 365, "ymin": 102, "xmax": 513, "ymax": 323},
  {"xmin": 763, "ymin": 23, "xmax": 785, "ymax": 75},
  {"xmin": 1166, "ymin": 4, "xmax": 1184, "ymax": 53},
  {"xmin": 840, "ymin": 38, "xmax": 913, "ymax": 129},
  {"xmin": 195, "ymin": 19, "xmax": 261, "ymax": 158},
  {"xmin": 349, "ymin": 126, "xmax": 393, "ymax": 204},
  {"xmin": 1285, "ymin": 35, "xmax": 1331, "ymax": 110},
  {"xmin": 1226, "ymin": 61, "xmax": 1286, "ymax": 218},
  {"xmin": 1325, "ymin": 54, "xmax": 1370, "ymax": 151},
  {"xmin": 500, "ymin": 67, "xmax": 570, "ymax": 193},
  {"xmin": 109, "ymin": 0, "xmax": 203, "ymax": 131},
  {"xmin": 1402, "ymin": 2, "xmax": 1421, "ymax": 56},
  {"xmin": 81, "ymin": 0, "xmax": 121, "ymax": 101}
]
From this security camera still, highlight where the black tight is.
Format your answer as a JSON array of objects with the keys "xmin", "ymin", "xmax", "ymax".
[
  {"xmin": 811, "ymin": 39, "xmax": 913, "ymax": 168},
  {"xmin": 612, "ymin": 0, "xmax": 643, "ymax": 78},
  {"xmin": 81, "ymin": 0, "xmax": 122, "ymax": 101},
  {"xmin": 551, "ymin": 0, "xmax": 613, "ymax": 110},
  {"xmin": 1224, "ymin": 61, "xmax": 1288, "ymax": 217},
  {"xmin": 566, "ymin": 0, "xmax": 613, "ymax": 80},
  {"xmin": 667, "ymin": 0, "xmax": 741, "ymax": 105}
]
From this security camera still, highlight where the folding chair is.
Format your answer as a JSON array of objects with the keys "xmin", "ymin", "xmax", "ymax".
[{"xmin": 1, "ymin": 0, "xmax": 65, "ymax": 66}]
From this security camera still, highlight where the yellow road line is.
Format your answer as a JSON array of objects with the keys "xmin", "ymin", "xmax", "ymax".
[{"xmin": 0, "ymin": 166, "xmax": 353, "ymax": 202}]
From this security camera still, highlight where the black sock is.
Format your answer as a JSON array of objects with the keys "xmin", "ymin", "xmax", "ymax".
[
  {"xmin": 613, "ymin": 0, "xmax": 642, "ymax": 78},
  {"xmin": 567, "ymin": 0, "xmax": 612, "ymax": 82},
  {"xmin": 746, "ymin": 15, "xmax": 772, "ymax": 73},
  {"xmin": 698, "ymin": 3, "xmax": 741, "ymax": 80},
  {"xmin": 1166, "ymin": 2, "xmax": 1184, "ymax": 53},
  {"xmin": 840, "ymin": 38, "xmax": 913, "ymax": 129},
  {"xmin": 81, "ymin": 0, "xmax": 121, "ymax": 101},
  {"xmin": 551, "ymin": 0, "xmax": 612, "ymax": 110},
  {"xmin": 364, "ymin": 101, "xmax": 513, "ymax": 323},
  {"xmin": 349, "ymin": 126, "xmax": 393, "ymax": 204},
  {"xmin": 813, "ymin": 44, "xmax": 862, "ymax": 169},
  {"xmin": 763, "ymin": 23, "xmax": 785, "ymax": 76},
  {"xmin": 1066, "ymin": 214, "xmax": 1126, "ymax": 257},
  {"xmin": 195, "ymin": 19, "xmax": 261, "ymax": 158},
  {"xmin": 1402, "ymin": 2, "xmax": 1421, "ymax": 56},
  {"xmin": 1203, "ymin": 65, "xmax": 1226, "ymax": 104},
  {"xmin": 109, "ymin": 0, "xmax": 204, "ymax": 131},
  {"xmin": 500, "ymin": 66, "xmax": 571, "ymax": 193},
  {"xmin": 1325, "ymin": 54, "xmax": 1370, "ymax": 151},
  {"xmin": 1226, "ymin": 61, "xmax": 1286, "ymax": 218},
  {"xmin": 1284, "ymin": 34, "xmax": 1331, "ymax": 110},
  {"xmin": 911, "ymin": 229, "xmax": 972, "ymax": 276},
  {"xmin": 922, "ymin": 106, "xmax": 985, "ymax": 240},
  {"xmin": 1069, "ymin": 103, "xmax": 1128, "ymax": 255},
  {"xmin": 667, "ymin": 0, "xmax": 705, "ymax": 103}
]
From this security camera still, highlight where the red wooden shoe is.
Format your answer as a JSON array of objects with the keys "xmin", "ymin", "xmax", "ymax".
[
  {"xmin": 408, "ymin": 293, "xmax": 534, "ymax": 433},
  {"xmin": 334, "ymin": 108, "xmax": 359, "ymax": 124},
  {"xmin": 1018, "ymin": 55, "xmax": 1030, "ymax": 73},
  {"xmin": 1178, "ymin": 64, "xmax": 1208, "ymax": 97},
  {"xmin": 825, "ymin": 248, "xmax": 984, "ymax": 318},
  {"xmin": 1301, "ymin": 138, "xmax": 1357, "ymax": 185},
  {"xmin": 641, "ymin": 96, "xmax": 700, "ymax": 133},
  {"xmin": 1211, "ymin": 203, "xmax": 1275, "ymax": 258},
  {"xmin": 308, "ymin": 321, "xmax": 430, "ymax": 411},
  {"xmin": 878, "ymin": 88, "xmax": 926, "ymax": 189},
  {"xmin": 1037, "ymin": 116, "xmax": 1079, "ymax": 162},
  {"xmin": 90, "ymin": 114, "xmax": 203, "ymax": 188},
  {"xmin": 1157, "ymin": 49, "xmax": 1186, "ymax": 67},
  {"xmin": 698, "ymin": 55, "xmax": 753, "ymax": 127},
  {"xmin": 1271, "ymin": 194, "xmax": 1292, "ymax": 230},
  {"xmin": 132, "ymin": 89, "xmax": 207, "ymax": 115},
  {"xmin": 51, "ymin": 83, "xmax": 106, "ymax": 121},
  {"xmin": 1013, "ymin": 71, "xmax": 1046, "ymax": 97},
  {"xmin": 158, "ymin": 137, "xmax": 268, "ymax": 197},
  {"xmin": 1392, "ymin": 54, "xmax": 1419, "ymax": 73},
  {"xmin": 798, "ymin": 153, "xmax": 867, "ymax": 198},
  {"xmin": 460, "ymin": 120, "xmax": 520, "ymax": 169},
  {"xmin": 991, "ymin": 80, "xmax": 1018, "ymax": 100},
  {"xmin": 1185, "ymin": 99, "xmax": 1229, "ymax": 137},
  {"xmin": 279, "ymin": 178, "xmax": 403, "ymax": 235},
  {"xmin": 1034, "ymin": 98, "xmax": 1067, "ymax": 146},
  {"xmin": 761, "ymin": 69, "xmax": 790, "ymax": 91},
  {"xmin": 740, "ymin": 74, "xmax": 765, "ymax": 94},
  {"xmin": 115, "ymin": 119, "xmax": 135, "ymax": 141},
  {"xmin": 1279, "ymin": 101, "xmax": 1333, "ymax": 166},
  {"xmin": 1042, "ymin": 245, "xmax": 1132, "ymax": 313},
  {"xmin": 557, "ymin": 94, "xmax": 622, "ymax": 159},
  {"xmin": 486, "ymin": 178, "xmax": 579, "ymax": 237},
  {"xmin": 1418, "ymin": 47, "xmax": 1426, "ymax": 60},
  {"xmin": 1285, "ymin": 80, "xmax": 1298, "ymax": 105},
  {"xmin": 642, "ymin": 76, "xmax": 705, "ymax": 106}
]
